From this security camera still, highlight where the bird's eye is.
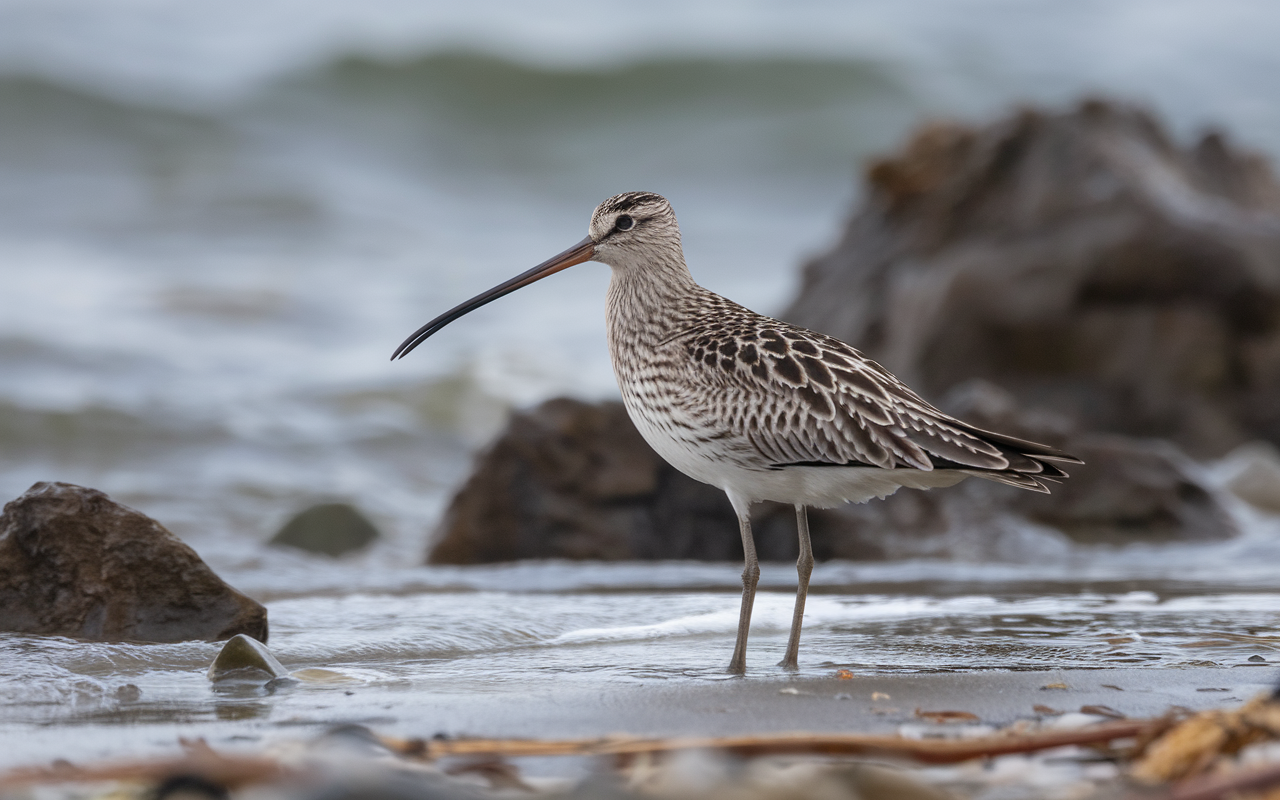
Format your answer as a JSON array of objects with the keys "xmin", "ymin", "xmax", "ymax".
[{"xmin": 615, "ymin": 215, "xmax": 634, "ymax": 232}]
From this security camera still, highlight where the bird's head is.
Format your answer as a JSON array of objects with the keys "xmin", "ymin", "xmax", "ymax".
[
  {"xmin": 391, "ymin": 191, "xmax": 683, "ymax": 360},
  {"xmin": 587, "ymin": 191, "xmax": 682, "ymax": 270}
]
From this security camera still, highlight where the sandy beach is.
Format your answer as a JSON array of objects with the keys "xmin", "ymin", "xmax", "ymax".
[
  {"xmin": 411, "ymin": 667, "xmax": 1275, "ymax": 741},
  {"xmin": 3, "ymin": 663, "xmax": 1276, "ymax": 799}
]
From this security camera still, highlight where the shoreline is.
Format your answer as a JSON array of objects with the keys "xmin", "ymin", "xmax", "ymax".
[
  {"xmin": 0, "ymin": 666, "xmax": 1273, "ymax": 784},
  {"xmin": 407, "ymin": 666, "xmax": 1277, "ymax": 742}
]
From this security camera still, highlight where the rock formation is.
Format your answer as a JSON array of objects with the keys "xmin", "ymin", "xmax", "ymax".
[
  {"xmin": 0, "ymin": 482, "xmax": 267, "ymax": 642},
  {"xmin": 785, "ymin": 99, "xmax": 1280, "ymax": 458}
]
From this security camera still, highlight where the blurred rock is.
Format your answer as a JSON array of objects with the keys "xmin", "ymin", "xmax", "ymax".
[
  {"xmin": 785, "ymin": 99, "xmax": 1280, "ymax": 458},
  {"xmin": 270, "ymin": 503, "xmax": 379, "ymax": 557},
  {"xmin": 207, "ymin": 633, "xmax": 287, "ymax": 682},
  {"xmin": 427, "ymin": 395, "xmax": 1236, "ymax": 565},
  {"xmin": 1218, "ymin": 442, "xmax": 1280, "ymax": 512},
  {"xmin": 0, "ymin": 482, "xmax": 267, "ymax": 642}
]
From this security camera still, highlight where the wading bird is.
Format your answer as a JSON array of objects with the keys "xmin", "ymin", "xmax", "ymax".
[{"xmin": 393, "ymin": 192, "xmax": 1081, "ymax": 674}]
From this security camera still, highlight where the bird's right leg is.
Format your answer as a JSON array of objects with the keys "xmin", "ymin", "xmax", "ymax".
[
  {"xmin": 778, "ymin": 504, "xmax": 813, "ymax": 671},
  {"xmin": 728, "ymin": 507, "xmax": 760, "ymax": 674}
]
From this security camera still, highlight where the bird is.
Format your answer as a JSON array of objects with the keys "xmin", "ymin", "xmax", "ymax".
[{"xmin": 393, "ymin": 191, "xmax": 1082, "ymax": 674}]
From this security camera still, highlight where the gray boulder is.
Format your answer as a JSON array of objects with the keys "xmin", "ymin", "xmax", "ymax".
[
  {"xmin": 0, "ymin": 482, "xmax": 267, "ymax": 642},
  {"xmin": 785, "ymin": 99, "xmax": 1280, "ymax": 458}
]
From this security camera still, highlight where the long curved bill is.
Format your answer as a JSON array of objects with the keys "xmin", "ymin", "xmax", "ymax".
[{"xmin": 391, "ymin": 236, "xmax": 596, "ymax": 360}]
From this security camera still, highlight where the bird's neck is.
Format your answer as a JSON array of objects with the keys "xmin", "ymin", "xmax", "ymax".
[{"xmin": 605, "ymin": 253, "xmax": 699, "ymax": 351}]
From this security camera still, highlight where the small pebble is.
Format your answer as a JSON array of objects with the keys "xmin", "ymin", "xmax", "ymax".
[
  {"xmin": 207, "ymin": 634, "xmax": 286, "ymax": 682},
  {"xmin": 1249, "ymin": 655, "xmax": 1268, "ymax": 663},
  {"xmin": 115, "ymin": 684, "xmax": 141, "ymax": 702}
]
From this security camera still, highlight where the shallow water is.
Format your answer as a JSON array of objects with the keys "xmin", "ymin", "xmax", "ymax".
[{"xmin": 4, "ymin": 538, "xmax": 1280, "ymax": 768}]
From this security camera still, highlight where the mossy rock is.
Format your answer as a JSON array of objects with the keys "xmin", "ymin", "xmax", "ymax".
[{"xmin": 270, "ymin": 503, "xmax": 379, "ymax": 557}]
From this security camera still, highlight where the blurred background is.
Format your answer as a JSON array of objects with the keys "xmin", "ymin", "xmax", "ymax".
[
  {"xmin": 5, "ymin": 0, "xmax": 1280, "ymax": 562},
  {"xmin": 8, "ymin": 1, "xmax": 1280, "ymax": 765}
]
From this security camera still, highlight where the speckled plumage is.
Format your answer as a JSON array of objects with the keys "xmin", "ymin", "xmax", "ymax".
[
  {"xmin": 394, "ymin": 190, "xmax": 1082, "ymax": 674},
  {"xmin": 593, "ymin": 193, "xmax": 1077, "ymax": 510}
]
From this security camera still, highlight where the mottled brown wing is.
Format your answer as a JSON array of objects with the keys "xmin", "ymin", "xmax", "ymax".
[{"xmin": 673, "ymin": 309, "xmax": 1079, "ymax": 491}]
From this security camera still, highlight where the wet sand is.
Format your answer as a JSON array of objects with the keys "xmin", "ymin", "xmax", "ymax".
[
  {"xmin": 390, "ymin": 666, "xmax": 1276, "ymax": 741},
  {"xmin": 1, "ymin": 665, "xmax": 1274, "ymax": 782}
]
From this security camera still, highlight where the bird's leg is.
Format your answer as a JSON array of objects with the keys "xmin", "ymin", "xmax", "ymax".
[
  {"xmin": 779, "ymin": 505, "xmax": 813, "ymax": 671},
  {"xmin": 728, "ymin": 509, "xmax": 760, "ymax": 674}
]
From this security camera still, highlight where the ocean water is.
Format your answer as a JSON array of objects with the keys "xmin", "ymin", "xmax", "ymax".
[{"xmin": 2, "ymin": 0, "xmax": 1280, "ymax": 769}]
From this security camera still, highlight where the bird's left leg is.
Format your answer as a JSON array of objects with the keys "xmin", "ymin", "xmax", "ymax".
[
  {"xmin": 727, "ymin": 505, "xmax": 760, "ymax": 675},
  {"xmin": 779, "ymin": 504, "xmax": 813, "ymax": 671}
]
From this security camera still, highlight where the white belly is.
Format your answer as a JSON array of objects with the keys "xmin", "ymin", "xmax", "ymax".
[{"xmin": 620, "ymin": 392, "xmax": 968, "ymax": 511}]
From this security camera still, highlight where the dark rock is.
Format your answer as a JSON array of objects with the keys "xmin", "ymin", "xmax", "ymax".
[
  {"xmin": 784, "ymin": 99, "xmax": 1280, "ymax": 458},
  {"xmin": 207, "ymin": 633, "xmax": 287, "ymax": 682},
  {"xmin": 270, "ymin": 503, "xmax": 379, "ymax": 557},
  {"xmin": 949, "ymin": 380, "xmax": 1234, "ymax": 544},
  {"xmin": 427, "ymin": 395, "xmax": 1235, "ymax": 565},
  {"xmin": 0, "ymin": 482, "xmax": 267, "ymax": 642}
]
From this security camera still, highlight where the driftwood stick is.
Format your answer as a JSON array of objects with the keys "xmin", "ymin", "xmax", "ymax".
[
  {"xmin": 0, "ymin": 751, "xmax": 292, "ymax": 790},
  {"xmin": 387, "ymin": 720, "xmax": 1149, "ymax": 765},
  {"xmin": 0, "ymin": 720, "xmax": 1152, "ymax": 790}
]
